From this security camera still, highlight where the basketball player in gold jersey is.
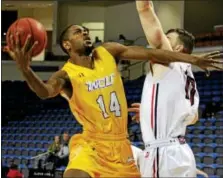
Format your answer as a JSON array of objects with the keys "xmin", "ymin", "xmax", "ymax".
[{"xmin": 6, "ymin": 25, "xmax": 222, "ymax": 178}]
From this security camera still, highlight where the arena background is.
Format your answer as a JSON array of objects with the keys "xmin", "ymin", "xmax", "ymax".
[{"xmin": 1, "ymin": 0, "xmax": 223, "ymax": 178}]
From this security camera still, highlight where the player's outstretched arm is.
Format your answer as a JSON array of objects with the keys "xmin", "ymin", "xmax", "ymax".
[
  {"xmin": 22, "ymin": 70, "xmax": 67, "ymax": 99},
  {"xmin": 136, "ymin": 0, "xmax": 172, "ymax": 51},
  {"xmin": 102, "ymin": 42, "xmax": 223, "ymax": 71},
  {"xmin": 5, "ymin": 33, "xmax": 67, "ymax": 99}
]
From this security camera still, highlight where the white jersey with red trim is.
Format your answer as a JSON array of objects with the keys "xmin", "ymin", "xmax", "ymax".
[
  {"xmin": 140, "ymin": 62, "xmax": 199, "ymax": 143},
  {"xmin": 139, "ymin": 63, "xmax": 199, "ymax": 177}
]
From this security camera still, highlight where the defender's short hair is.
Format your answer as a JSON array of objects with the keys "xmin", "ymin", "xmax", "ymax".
[{"xmin": 166, "ymin": 28, "xmax": 195, "ymax": 54}]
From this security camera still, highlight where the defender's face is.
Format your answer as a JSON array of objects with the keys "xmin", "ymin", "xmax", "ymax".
[
  {"xmin": 166, "ymin": 32, "xmax": 179, "ymax": 49},
  {"xmin": 166, "ymin": 32, "xmax": 185, "ymax": 53},
  {"xmin": 66, "ymin": 25, "xmax": 92, "ymax": 52}
]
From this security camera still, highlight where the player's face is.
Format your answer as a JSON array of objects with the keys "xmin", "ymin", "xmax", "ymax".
[
  {"xmin": 67, "ymin": 25, "xmax": 92, "ymax": 53},
  {"xmin": 54, "ymin": 136, "xmax": 60, "ymax": 143},
  {"xmin": 166, "ymin": 32, "xmax": 184, "ymax": 53},
  {"xmin": 63, "ymin": 133, "xmax": 69, "ymax": 141}
]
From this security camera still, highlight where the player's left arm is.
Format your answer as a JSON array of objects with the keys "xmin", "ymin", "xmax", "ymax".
[{"xmin": 102, "ymin": 42, "xmax": 223, "ymax": 70}]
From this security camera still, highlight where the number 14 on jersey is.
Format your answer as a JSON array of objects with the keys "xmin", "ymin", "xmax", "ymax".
[{"xmin": 96, "ymin": 92, "xmax": 121, "ymax": 119}]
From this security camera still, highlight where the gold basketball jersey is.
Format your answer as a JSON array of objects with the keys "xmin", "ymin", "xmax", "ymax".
[{"xmin": 61, "ymin": 46, "xmax": 128, "ymax": 134}]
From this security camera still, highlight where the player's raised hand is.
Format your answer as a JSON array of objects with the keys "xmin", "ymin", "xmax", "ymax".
[
  {"xmin": 195, "ymin": 51, "xmax": 221, "ymax": 59},
  {"xmin": 128, "ymin": 103, "xmax": 141, "ymax": 123},
  {"xmin": 5, "ymin": 32, "xmax": 38, "ymax": 72},
  {"xmin": 136, "ymin": 0, "xmax": 154, "ymax": 12},
  {"xmin": 193, "ymin": 51, "xmax": 223, "ymax": 75}
]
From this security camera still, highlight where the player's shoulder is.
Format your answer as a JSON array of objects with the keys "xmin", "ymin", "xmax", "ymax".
[
  {"xmin": 101, "ymin": 42, "xmax": 122, "ymax": 48},
  {"xmin": 93, "ymin": 45, "xmax": 107, "ymax": 53},
  {"xmin": 93, "ymin": 45, "xmax": 113, "ymax": 60},
  {"xmin": 60, "ymin": 61, "xmax": 80, "ymax": 75},
  {"xmin": 93, "ymin": 43, "xmax": 121, "ymax": 62},
  {"xmin": 100, "ymin": 42, "xmax": 118, "ymax": 53},
  {"xmin": 100, "ymin": 42, "xmax": 126, "ymax": 57}
]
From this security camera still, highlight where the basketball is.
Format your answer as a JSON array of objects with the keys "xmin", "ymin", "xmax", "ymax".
[{"xmin": 6, "ymin": 18, "xmax": 47, "ymax": 57}]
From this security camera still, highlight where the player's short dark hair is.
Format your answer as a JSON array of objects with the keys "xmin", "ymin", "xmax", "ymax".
[
  {"xmin": 166, "ymin": 28, "xmax": 195, "ymax": 54},
  {"xmin": 59, "ymin": 24, "xmax": 75, "ymax": 55},
  {"xmin": 59, "ymin": 25, "xmax": 90, "ymax": 55}
]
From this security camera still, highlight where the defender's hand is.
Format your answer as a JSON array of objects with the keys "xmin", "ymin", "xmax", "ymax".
[
  {"xmin": 5, "ymin": 33, "xmax": 38, "ymax": 72},
  {"xmin": 194, "ymin": 51, "xmax": 221, "ymax": 58},
  {"xmin": 128, "ymin": 103, "xmax": 141, "ymax": 123},
  {"xmin": 136, "ymin": 0, "xmax": 153, "ymax": 12},
  {"xmin": 194, "ymin": 51, "xmax": 223, "ymax": 76}
]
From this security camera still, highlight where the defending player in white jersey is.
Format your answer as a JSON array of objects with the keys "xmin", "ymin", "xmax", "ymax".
[
  {"xmin": 133, "ymin": 0, "xmax": 222, "ymax": 177},
  {"xmin": 131, "ymin": 144, "xmax": 208, "ymax": 177}
]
